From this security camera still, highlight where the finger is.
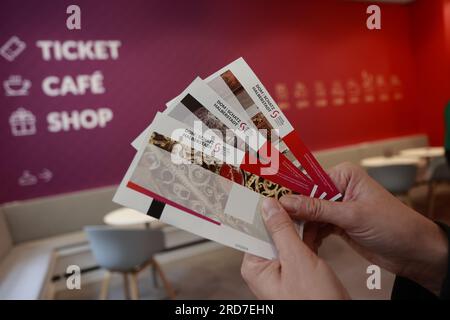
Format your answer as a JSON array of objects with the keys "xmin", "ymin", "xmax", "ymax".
[
  {"xmin": 261, "ymin": 198, "xmax": 311, "ymax": 258},
  {"xmin": 242, "ymin": 252, "xmax": 268, "ymax": 264},
  {"xmin": 279, "ymin": 194, "xmax": 355, "ymax": 229},
  {"xmin": 326, "ymin": 162, "xmax": 361, "ymax": 194},
  {"xmin": 241, "ymin": 253, "xmax": 269, "ymax": 280},
  {"xmin": 241, "ymin": 253, "xmax": 279, "ymax": 283},
  {"xmin": 241, "ymin": 253, "xmax": 280, "ymax": 299}
]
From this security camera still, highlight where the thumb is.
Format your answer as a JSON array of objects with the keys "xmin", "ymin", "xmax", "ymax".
[
  {"xmin": 279, "ymin": 195, "xmax": 355, "ymax": 230},
  {"xmin": 261, "ymin": 198, "xmax": 310, "ymax": 258}
]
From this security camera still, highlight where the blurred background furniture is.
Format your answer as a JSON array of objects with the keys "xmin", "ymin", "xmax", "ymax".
[
  {"xmin": 0, "ymin": 134, "xmax": 441, "ymax": 299},
  {"xmin": 360, "ymin": 156, "xmax": 421, "ymax": 168},
  {"xmin": 85, "ymin": 226, "xmax": 175, "ymax": 300},
  {"xmin": 361, "ymin": 156, "xmax": 420, "ymax": 206},
  {"xmin": 359, "ymin": 146, "xmax": 449, "ymax": 216},
  {"xmin": 0, "ymin": 186, "xmax": 118, "ymax": 300},
  {"xmin": 0, "ymin": 185, "xmax": 201, "ymax": 300},
  {"xmin": 104, "ymin": 207, "xmax": 158, "ymax": 229},
  {"xmin": 314, "ymin": 134, "xmax": 428, "ymax": 169},
  {"xmin": 427, "ymin": 157, "xmax": 450, "ymax": 219},
  {"xmin": 398, "ymin": 147, "xmax": 448, "ymax": 219},
  {"xmin": 400, "ymin": 146, "xmax": 445, "ymax": 161}
]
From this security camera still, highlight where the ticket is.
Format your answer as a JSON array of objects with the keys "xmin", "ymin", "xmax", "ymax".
[
  {"xmin": 133, "ymin": 79, "xmax": 321, "ymax": 197},
  {"xmin": 205, "ymin": 58, "xmax": 341, "ymax": 201},
  {"xmin": 114, "ymin": 114, "xmax": 305, "ymax": 259}
]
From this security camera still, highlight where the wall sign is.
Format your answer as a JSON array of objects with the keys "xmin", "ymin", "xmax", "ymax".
[{"xmin": 0, "ymin": 1, "xmax": 418, "ymax": 203}]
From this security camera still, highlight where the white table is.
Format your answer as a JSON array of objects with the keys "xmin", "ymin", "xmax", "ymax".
[
  {"xmin": 361, "ymin": 156, "xmax": 421, "ymax": 168},
  {"xmin": 399, "ymin": 147, "xmax": 445, "ymax": 159},
  {"xmin": 104, "ymin": 207, "xmax": 158, "ymax": 227}
]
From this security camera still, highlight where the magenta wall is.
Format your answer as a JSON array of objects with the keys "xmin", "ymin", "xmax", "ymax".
[{"xmin": 0, "ymin": 0, "xmax": 437, "ymax": 203}]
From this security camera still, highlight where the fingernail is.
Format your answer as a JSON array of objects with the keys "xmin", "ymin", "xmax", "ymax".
[{"xmin": 262, "ymin": 198, "xmax": 281, "ymax": 221}]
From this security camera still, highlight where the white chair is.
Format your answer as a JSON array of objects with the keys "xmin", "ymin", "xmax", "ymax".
[
  {"xmin": 367, "ymin": 164, "xmax": 418, "ymax": 207},
  {"xmin": 85, "ymin": 226, "xmax": 175, "ymax": 300}
]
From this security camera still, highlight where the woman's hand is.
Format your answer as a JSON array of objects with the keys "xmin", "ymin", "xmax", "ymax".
[
  {"xmin": 241, "ymin": 198, "xmax": 350, "ymax": 299},
  {"xmin": 280, "ymin": 162, "xmax": 448, "ymax": 295}
]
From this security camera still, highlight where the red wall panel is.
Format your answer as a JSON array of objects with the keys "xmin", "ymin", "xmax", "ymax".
[
  {"xmin": 410, "ymin": 0, "xmax": 450, "ymax": 146},
  {"xmin": 263, "ymin": 1, "xmax": 420, "ymax": 150}
]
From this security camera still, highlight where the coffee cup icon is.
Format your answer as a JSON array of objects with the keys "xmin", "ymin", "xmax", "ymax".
[{"xmin": 4, "ymin": 75, "xmax": 31, "ymax": 96}]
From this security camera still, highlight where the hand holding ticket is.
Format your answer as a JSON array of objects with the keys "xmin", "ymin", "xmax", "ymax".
[{"xmin": 114, "ymin": 57, "xmax": 341, "ymax": 259}]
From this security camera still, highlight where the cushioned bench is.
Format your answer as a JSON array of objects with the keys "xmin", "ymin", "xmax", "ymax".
[
  {"xmin": 0, "ymin": 186, "xmax": 119, "ymax": 299},
  {"xmin": 0, "ymin": 186, "xmax": 205, "ymax": 300},
  {"xmin": 0, "ymin": 231, "xmax": 86, "ymax": 299}
]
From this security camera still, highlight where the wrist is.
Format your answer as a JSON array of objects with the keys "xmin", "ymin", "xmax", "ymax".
[{"xmin": 402, "ymin": 221, "xmax": 448, "ymax": 295}]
